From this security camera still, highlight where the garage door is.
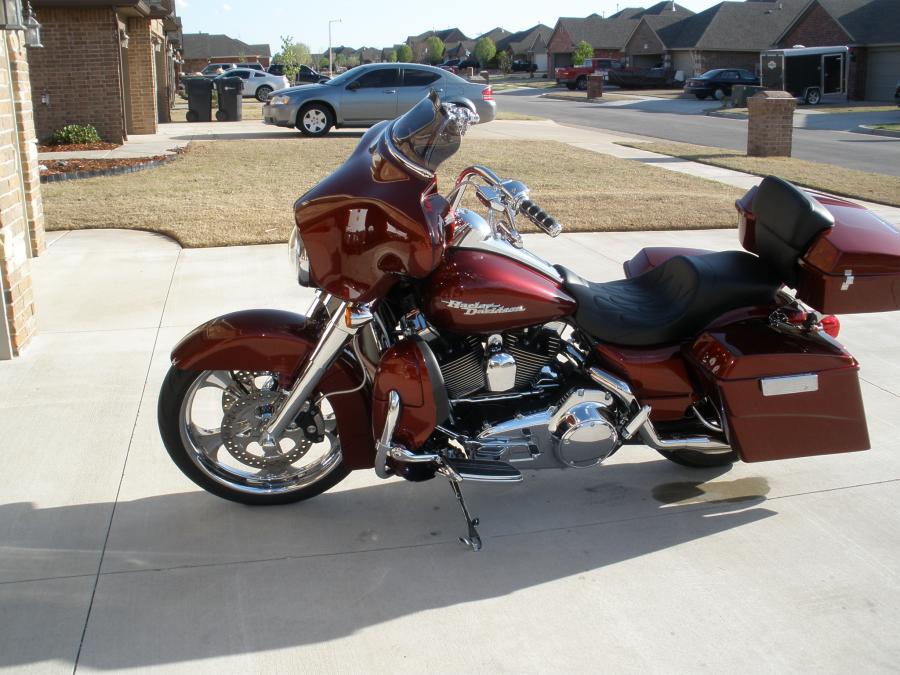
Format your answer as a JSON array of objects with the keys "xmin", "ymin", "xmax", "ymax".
[
  {"xmin": 671, "ymin": 51, "xmax": 694, "ymax": 79},
  {"xmin": 866, "ymin": 47, "xmax": 900, "ymax": 100}
]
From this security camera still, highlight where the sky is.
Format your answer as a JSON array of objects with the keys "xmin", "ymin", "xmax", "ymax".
[{"xmin": 175, "ymin": 0, "xmax": 728, "ymax": 56}]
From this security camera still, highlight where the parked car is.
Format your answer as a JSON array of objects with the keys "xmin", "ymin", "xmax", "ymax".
[
  {"xmin": 200, "ymin": 62, "xmax": 236, "ymax": 76},
  {"xmin": 684, "ymin": 68, "xmax": 759, "ymax": 100},
  {"xmin": 555, "ymin": 58, "xmax": 622, "ymax": 89},
  {"xmin": 235, "ymin": 63, "xmax": 265, "ymax": 72},
  {"xmin": 263, "ymin": 62, "xmax": 496, "ymax": 136},
  {"xmin": 439, "ymin": 64, "xmax": 459, "ymax": 74},
  {"xmin": 215, "ymin": 68, "xmax": 290, "ymax": 101},
  {"xmin": 442, "ymin": 57, "xmax": 479, "ymax": 70},
  {"xmin": 294, "ymin": 64, "xmax": 329, "ymax": 84},
  {"xmin": 511, "ymin": 60, "xmax": 538, "ymax": 73}
]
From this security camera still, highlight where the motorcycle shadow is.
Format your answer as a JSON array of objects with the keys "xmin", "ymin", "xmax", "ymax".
[{"xmin": 1, "ymin": 457, "xmax": 774, "ymax": 670}]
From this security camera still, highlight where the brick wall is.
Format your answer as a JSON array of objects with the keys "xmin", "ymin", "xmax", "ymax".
[
  {"xmin": 779, "ymin": 3, "xmax": 851, "ymax": 48},
  {"xmin": 747, "ymin": 90, "xmax": 796, "ymax": 157},
  {"xmin": 624, "ymin": 22, "xmax": 664, "ymax": 64},
  {"xmin": 27, "ymin": 7, "xmax": 125, "ymax": 144},
  {"xmin": 1, "ymin": 32, "xmax": 44, "ymax": 357},
  {"xmin": 125, "ymin": 17, "xmax": 157, "ymax": 135}
]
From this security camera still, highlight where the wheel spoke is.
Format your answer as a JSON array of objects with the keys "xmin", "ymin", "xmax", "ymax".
[{"xmin": 193, "ymin": 427, "xmax": 223, "ymax": 457}]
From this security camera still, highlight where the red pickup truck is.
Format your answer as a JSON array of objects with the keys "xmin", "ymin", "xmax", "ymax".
[{"xmin": 555, "ymin": 58, "xmax": 622, "ymax": 90}]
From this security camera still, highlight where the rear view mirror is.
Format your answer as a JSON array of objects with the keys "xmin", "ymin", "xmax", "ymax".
[{"xmin": 347, "ymin": 80, "xmax": 360, "ymax": 91}]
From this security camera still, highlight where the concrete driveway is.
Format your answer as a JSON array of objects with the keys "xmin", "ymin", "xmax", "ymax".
[{"xmin": 2, "ymin": 225, "xmax": 899, "ymax": 673}]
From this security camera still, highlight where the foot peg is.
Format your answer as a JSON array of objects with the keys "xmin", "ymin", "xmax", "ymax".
[{"xmin": 444, "ymin": 457, "xmax": 523, "ymax": 482}]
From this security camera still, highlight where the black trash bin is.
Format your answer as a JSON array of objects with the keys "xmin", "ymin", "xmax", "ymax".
[
  {"xmin": 184, "ymin": 77, "xmax": 213, "ymax": 122},
  {"xmin": 215, "ymin": 76, "xmax": 243, "ymax": 121}
]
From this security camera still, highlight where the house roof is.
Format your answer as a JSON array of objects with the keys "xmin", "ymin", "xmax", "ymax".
[
  {"xmin": 554, "ymin": 3, "xmax": 694, "ymax": 51},
  {"xmin": 497, "ymin": 24, "xmax": 554, "ymax": 54},
  {"xmin": 656, "ymin": 0, "xmax": 808, "ymax": 50},
  {"xmin": 813, "ymin": 0, "xmax": 900, "ymax": 45},
  {"xmin": 182, "ymin": 33, "xmax": 271, "ymax": 59},
  {"xmin": 407, "ymin": 27, "xmax": 470, "ymax": 44},
  {"xmin": 477, "ymin": 27, "xmax": 512, "ymax": 43}
]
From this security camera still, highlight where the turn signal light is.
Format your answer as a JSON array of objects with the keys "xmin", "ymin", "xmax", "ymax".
[{"xmin": 482, "ymin": 86, "xmax": 493, "ymax": 101}]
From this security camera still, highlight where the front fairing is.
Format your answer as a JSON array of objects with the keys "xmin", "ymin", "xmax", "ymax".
[{"xmin": 293, "ymin": 94, "xmax": 457, "ymax": 303}]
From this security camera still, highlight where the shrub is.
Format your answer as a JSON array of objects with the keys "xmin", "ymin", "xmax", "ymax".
[{"xmin": 51, "ymin": 124, "xmax": 101, "ymax": 146}]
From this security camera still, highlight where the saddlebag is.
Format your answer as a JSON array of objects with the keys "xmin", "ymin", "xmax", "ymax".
[
  {"xmin": 686, "ymin": 320, "xmax": 869, "ymax": 462},
  {"xmin": 737, "ymin": 187, "xmax": 900, "ymax": 314}
]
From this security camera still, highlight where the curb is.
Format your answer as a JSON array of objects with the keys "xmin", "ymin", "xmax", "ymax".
[
  {"xmin": 858, "ymin": 124, "xmax": 900, "ymax": 138},
  {"xmin": 705, "ymin": 109, "xmax": 747, "ymax": 119},
  {"xmin": 40, "ymin": 153, "xmax": 180, "ymax": 183},
  {"xmin": 540, "ymin": 93, "xmax": 605, "ymax": 103}
]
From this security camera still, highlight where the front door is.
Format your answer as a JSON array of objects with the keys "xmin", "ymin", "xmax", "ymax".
[{"xmin": 340, "ymin": 67, "xmax": 400, "ymax": 123}]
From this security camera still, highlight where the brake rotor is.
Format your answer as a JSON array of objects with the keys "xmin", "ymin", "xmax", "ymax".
[{"xmin": 220, "ymin": 389, "xmax": 313, "ymax": 468}]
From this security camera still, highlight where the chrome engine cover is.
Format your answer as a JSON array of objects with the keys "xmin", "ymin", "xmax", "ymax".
[{"xmin": 474, "ymin": 389, "xmax": 620, "ymax": 470}]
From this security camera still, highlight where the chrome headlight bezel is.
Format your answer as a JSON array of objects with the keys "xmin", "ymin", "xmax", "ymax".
[
  {"xmin": 269, "ymin": 94, "xmax": 291, "ymax": 105},
  {"xmin": 288, "ymin": 228, "xmax": 311, "ymax": 287}
]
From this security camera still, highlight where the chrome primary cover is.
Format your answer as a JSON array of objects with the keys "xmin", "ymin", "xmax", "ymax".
[
  {"xmin": 451, "ymin": 209, "xmax": 562, "ymax": 282},
  {"xmin": 474, "ymin": 389, "xmax": 621, "ymax": 470}
]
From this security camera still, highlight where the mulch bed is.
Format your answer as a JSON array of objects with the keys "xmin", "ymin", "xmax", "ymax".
[
  {"xmin": 40, "ymin": 155, "xmax": 173, "ymax": 181},
  {"xmin": 38, "ymin": 142, "xmax": 121, "ymax": 152}
]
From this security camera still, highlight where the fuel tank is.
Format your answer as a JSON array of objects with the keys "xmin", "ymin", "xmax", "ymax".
[{"xmin": 422, "ymin": 248, "xmax": 576, "ymax": 333}]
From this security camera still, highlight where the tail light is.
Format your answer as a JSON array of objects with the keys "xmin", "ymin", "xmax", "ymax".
[
  {"xmin": 820, "ymin": 314, "xmax": 841, "ymax": 338},
  {"xmin": 482, "ymin": 86, "xmax": 493, "ymax": 101}
]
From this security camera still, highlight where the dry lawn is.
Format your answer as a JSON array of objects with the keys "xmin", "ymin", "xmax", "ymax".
[
  {"xmin": 618, "ymin": 140, "xmax": 900, "ymax": 208},
  {"xmin": 43, "ymin": 138, "xmax": 743, "ymax": 248}
]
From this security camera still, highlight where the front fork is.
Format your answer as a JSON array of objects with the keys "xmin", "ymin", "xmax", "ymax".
[{"xmin": 259, "ymin": 292, "xmax": 372, "ymax": 450}]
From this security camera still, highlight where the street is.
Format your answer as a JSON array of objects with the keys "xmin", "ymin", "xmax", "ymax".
[{"xmin": 497, "ymin": 89, "xmax": 900, "ymax": 177}]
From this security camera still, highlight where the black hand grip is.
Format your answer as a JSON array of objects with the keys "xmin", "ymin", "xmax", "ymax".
[{"xmin": 519, "ymin": 199, "xmax": 562, "ymax": 237}]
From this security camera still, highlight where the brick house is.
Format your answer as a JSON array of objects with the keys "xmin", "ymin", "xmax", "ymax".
[
  {"xmin": 1, "ymin": 29, "xmax": 46, "ymax": 359},
  {"xmin": 496, "ymin": 24, "xmax": 554, "ymax": 71},
  {"xmin": 28, "ymin": 0, "xmax": 182, "ymax": 144},
  {"xmin": 547, "ymin": 3, "xmax": 695, "ymax": 73},
  {"xmin": 181, "ymin": 33, "xmax": 270, "ymax": 74},
  {"xmin": 776, "ymin": 0, "xmax": 900, "ymax": 100}
]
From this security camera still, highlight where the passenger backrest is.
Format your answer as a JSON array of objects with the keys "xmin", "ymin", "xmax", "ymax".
[{"xmin": 751, "ymin": 176, "xmax": 834, "ymax": 286}]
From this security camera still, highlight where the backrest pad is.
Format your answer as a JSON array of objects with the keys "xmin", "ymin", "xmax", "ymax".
[{"xmin": 751, "ymin": 176, "xmax": 834, "ymax": 286}]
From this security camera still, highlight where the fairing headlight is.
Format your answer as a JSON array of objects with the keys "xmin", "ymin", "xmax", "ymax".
[
  {"xmin": 269, "ymin": 95, "xmax": 290, "ymax": 105},
  {"xmin": 288, "ymin": 227, "xmax": 311, "ymax": 286}
]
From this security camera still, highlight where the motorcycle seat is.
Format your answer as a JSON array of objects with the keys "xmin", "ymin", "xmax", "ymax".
[{"xmin": 556, "ymin": 251, "xmax": 780, "ymax": 347}]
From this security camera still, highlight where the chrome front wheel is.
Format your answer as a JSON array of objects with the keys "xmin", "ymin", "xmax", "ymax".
[{"xmin": 158, "ymin": 367, "xmax": 349, "ymax": 505}]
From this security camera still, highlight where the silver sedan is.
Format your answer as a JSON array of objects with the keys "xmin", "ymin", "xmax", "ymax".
[{"xmin": 263, "ymin": 63, "xmax": 496, "ymax": 136}]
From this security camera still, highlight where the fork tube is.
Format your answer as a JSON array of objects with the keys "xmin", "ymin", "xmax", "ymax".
[{"xmin": 261, "ymin": 301, "xmax": 367, "ymax": 443}]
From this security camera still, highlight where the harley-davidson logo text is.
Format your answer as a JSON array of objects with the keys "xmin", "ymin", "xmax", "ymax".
[{"xmin": 442, "ymin": 299, "xmax": 526, "ymax": 315}]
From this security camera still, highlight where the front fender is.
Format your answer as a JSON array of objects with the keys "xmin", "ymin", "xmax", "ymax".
[{"xmin": 170, "ymin": 309, "xmax": 375, "ymax": 470}]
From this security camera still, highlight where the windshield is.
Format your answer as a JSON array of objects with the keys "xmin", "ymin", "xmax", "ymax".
[
  {"xmin": 390, "ymin": 91, "xmax": 467, "ymax": 173},
  {"xmin": 698, "ymin": 69, "xmax": 725, "ymax": 79}
]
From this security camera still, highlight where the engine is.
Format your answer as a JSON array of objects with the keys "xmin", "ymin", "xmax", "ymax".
[{"xmin": 435, "ymin": 327, "xmax": 561, "ymax": 400}]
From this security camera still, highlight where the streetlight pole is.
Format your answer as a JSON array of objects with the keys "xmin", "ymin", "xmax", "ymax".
[{"xmin": 328, "ymin": 18, "xmax": 341, "ymax": 75}]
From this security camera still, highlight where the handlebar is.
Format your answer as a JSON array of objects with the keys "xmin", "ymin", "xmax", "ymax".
[{"xmin": 517, "ymin": 199, "xmax": 562, "ymax": 238}]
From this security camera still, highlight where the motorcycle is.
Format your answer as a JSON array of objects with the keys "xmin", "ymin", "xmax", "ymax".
[{"xmin": 158, "ymin": 92, "xmax": 900, "ymax": 550}]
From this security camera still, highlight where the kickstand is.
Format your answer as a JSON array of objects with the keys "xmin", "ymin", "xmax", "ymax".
[{"xmin": 448, "ymin": 479, "xmax": 482, "ymax": 551}]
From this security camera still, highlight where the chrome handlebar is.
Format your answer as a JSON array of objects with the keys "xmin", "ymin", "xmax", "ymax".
[{"xmin": 446, "ymin": 165, "xmax": 563, "ymax": 243}]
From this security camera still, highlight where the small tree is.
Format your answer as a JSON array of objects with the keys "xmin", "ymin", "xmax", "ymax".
[
  {"xmin": 386, "ymin": 49, "xmax": 397, "ymax": 63},
  {"xmin": 573, "ymin": 40, "xmax": 594, "ymax": 65},
  {"xmin": 396, "ymin": 43, "xmax": 413, "ymax": 62},
  {"xmin": 474, "ymin": 37, "xmax": 496, "ymax": 68},
  {"xmin": 424, "ymin": 36, "xmax": 445, "ymax": 64},
  {"xmin": 497, "ymin": 51, "xmax": 512, "ymax": 74},
  {"xmin": 274, "ymin": 35, "xmax": 312, "ymax": 81}
]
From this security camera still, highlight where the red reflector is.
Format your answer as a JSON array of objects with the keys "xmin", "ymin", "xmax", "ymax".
[
  {"xmin": 482, "ymin": 86, "xmax": 493, "ymax": 101},
  {"xmin": 821, "ymin": 314, "xmax": 841, "ymax": 338}
]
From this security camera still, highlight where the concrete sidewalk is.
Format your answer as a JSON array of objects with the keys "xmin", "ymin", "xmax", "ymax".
[{"xmin": 1, "ymin": 227, "xmax": 899, "ymax": 673}]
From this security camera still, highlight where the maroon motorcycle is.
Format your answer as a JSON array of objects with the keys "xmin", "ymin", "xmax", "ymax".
[{"xmin": 158, "ymin": 92, "xmax": 900, "ymax": 550}]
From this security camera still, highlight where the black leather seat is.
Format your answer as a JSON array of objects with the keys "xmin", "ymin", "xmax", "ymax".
[{"xmin": 557, "ymin": 251, "xmax": 780, "ymax": 346}]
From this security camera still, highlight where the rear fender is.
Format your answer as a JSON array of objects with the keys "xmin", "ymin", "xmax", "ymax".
[{"xmin": 170, "ymin": 309, "xmax": 375, "ymax": 469}]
